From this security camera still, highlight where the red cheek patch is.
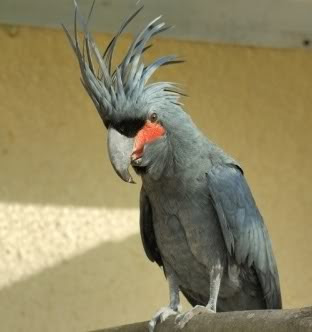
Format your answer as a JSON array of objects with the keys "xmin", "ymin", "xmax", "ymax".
[{"xmin": 132, "ymin": 121, "xmax": 165, "ymax": 160}]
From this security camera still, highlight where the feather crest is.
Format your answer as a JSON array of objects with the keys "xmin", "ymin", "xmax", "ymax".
[{"xmin": 63, "ymin": 1, "xmax": 184, "ymax": 122}]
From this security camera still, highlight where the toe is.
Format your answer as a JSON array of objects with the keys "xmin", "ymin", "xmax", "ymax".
[
  {"xmin": 175, "ymin": 313, "xmax": 184, "ymax": 324},
  {"xmin": 192, "ymin": 305, "xmax": 206, "ymax": 315},
  {"xmin": 176, "ymin": 310, "xmax": 194, "ymax": 329},
  {"xmin": 159, "ymin": 308, "xmax": 177, "ymax": 322},
  {"xmin": 176, "ymin": 313, "xmax": 191, "ymax": 329},
  {"xmin": 148, "ymin": 321, "xmax": 156, "ymax": 332},
  {"xmin": 149, "ymin": 306, "xmax": 178, "ymax": 331},
  {"xmin": 175, "ymin": 305, "xmax": 209, "ymax": 329}
]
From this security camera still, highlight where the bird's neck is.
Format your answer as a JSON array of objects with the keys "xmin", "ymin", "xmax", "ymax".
[{"xmin": 141, "ymin": 120, "xmax": 205, "ymax": 184}]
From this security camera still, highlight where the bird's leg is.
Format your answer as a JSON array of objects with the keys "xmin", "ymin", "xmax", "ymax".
[
  {"xmin": 168, "ymin": 273, "xmax": 181, "ymax": 311},
  {"xmin": 148, "ymin": 269, "xmax": 181, "ymax": 332},
  {"xmin": 206, "ymin": 263, "xmax": 222, "ymax": 311},
  {"xmin": 176, "ymin": 264, "xmax": 223, "ymax": 329}
]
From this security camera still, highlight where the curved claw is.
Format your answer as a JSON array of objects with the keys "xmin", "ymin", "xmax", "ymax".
[
  {"xmin": 175, "ymin": 305, "xmax": 215, "ymax": 329},
  {"xmin": 148, "ymin": 306, "xmax": 179, "ymax": 332}
]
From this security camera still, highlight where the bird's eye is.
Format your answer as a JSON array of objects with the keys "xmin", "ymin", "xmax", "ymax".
[
  {"xmin": 119, "ymin": 125, "xmax": 126, "ymax": 134},
  {"xmin": 150, "ymin": 112, "xmax": 158, "ymax": 123}
]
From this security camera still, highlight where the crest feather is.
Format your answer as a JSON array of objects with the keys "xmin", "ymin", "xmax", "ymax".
[{"xmin": 63, "ymin": 1, "xmax": 184, "ymax": 122}]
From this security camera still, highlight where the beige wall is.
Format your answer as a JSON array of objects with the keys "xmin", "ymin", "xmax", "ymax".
[{"xmin": 0, "ymin": 24, "xmax": 312, "ymax": 332}]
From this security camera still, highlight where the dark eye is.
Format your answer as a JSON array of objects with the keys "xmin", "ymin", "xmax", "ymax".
[
  {"xmin": 150, "ymin": 112, "xmax": 158, "ymax": 123},
  {"xmin": 119, "ymin": 125, "xmax": 125, "ymax": 134}
]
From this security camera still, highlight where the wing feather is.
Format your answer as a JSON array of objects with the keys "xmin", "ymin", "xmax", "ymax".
[
  {"xmin": 139, "ymin": 188, "xmax": 163, "ymax": 266},
  {"xmin": 207, "ymin": 164, "xmax": 282, "ymax": 309}
]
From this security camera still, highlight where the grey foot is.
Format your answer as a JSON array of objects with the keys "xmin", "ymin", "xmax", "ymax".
[
  {"xmin": 149, "ymin": 306, "xmax": 181, "ymax": 332},
  {"xmin": 175, "ymin": 305, "xmax": 215, "ymax": 329}
]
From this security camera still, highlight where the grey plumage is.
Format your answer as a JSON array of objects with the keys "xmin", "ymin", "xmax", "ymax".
[
  {"xmin": 64, "ymin": 2, "xmax": 282, "ymax": 330},
  {"xmin": 140, "ymin": 129, "xmax": 282, "ymax": 312}
]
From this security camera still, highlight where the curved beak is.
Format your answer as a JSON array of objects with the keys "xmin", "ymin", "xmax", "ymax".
[{"xmin": 107, "ymin": 126, "xmax": 135, "ymax": 183}]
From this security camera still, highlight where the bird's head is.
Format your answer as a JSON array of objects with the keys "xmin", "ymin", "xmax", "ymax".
[{"xmin": 64, "ymin": 2, "xmax": 187, "ymax": 183}]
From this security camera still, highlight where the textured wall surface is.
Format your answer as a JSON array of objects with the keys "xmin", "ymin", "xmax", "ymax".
[{"xmin": 0, "ymin": 24, "xmax": 312, "ymax": 332}]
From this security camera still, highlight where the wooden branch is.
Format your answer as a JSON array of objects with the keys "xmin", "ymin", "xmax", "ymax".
[{"xmin": 92, "ymin": 307, "xmax": 312, "ymax": 332}]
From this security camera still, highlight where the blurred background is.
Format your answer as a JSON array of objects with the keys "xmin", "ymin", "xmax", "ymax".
[{"xmin": 0, "ymin": 0, "xmax": 312, "ymax": 331}]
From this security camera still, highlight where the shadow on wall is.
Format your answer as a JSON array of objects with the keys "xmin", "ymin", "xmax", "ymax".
[{"xmin": 0, "ymin": 234, "xmax": 191, "ymax": 332}]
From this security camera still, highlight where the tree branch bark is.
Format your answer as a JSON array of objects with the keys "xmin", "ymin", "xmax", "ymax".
[{"xmin": 92, "ymin": 307, "xmax": 312, "ymax": 332}]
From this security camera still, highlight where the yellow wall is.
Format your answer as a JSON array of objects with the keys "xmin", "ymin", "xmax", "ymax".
[{"xmin": 0, "ymin": 24, "xmax": 312, "ymax": 332}]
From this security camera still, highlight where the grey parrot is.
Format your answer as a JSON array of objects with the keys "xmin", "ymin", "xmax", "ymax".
[{"xmin": 64, "ymin": 2, "xmax": 282, "ymax": 330}]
